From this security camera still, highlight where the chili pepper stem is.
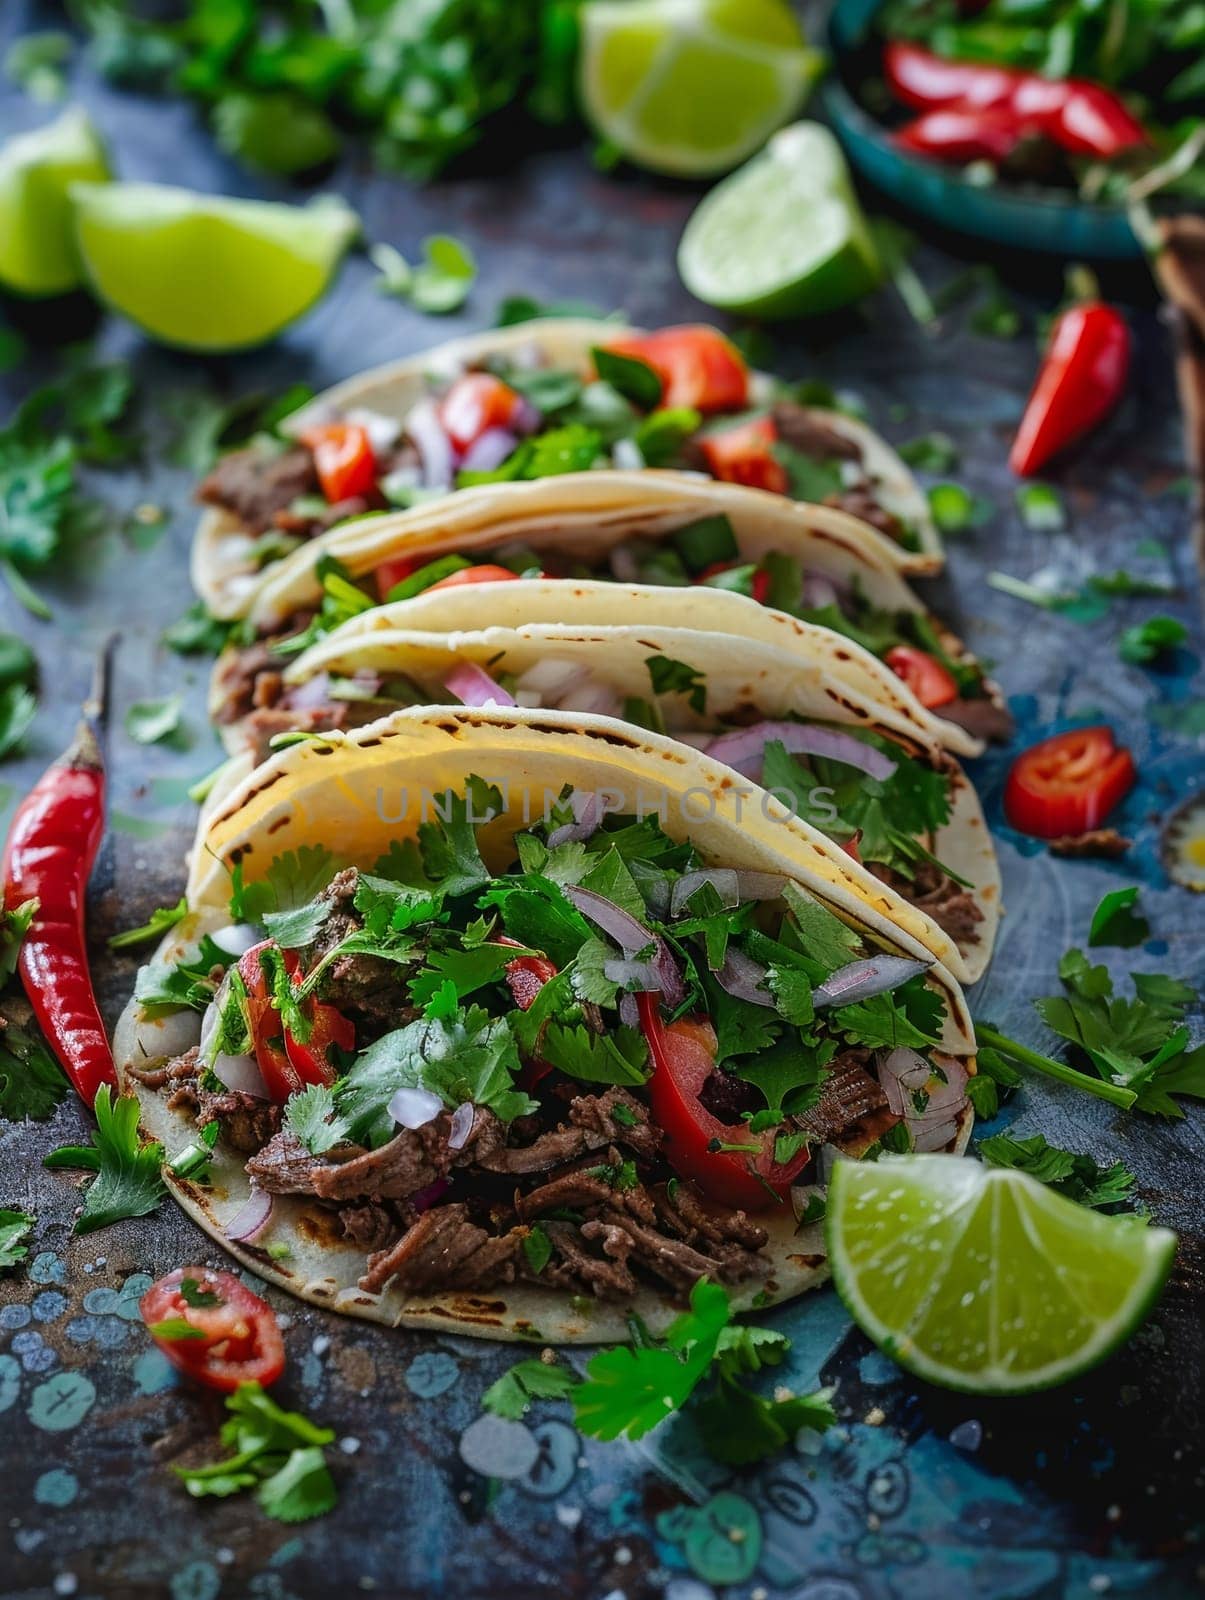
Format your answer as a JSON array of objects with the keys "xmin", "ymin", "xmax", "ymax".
[
  {"xmin": 975, "ymin": 1024, "xmax": 1137, "ymax": 1110},
  {"xmin": 55, "ymin": 718, "xmax": 103, "ymax": 773}
]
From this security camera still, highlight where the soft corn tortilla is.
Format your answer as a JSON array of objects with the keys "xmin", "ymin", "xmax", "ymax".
[
  {"xmin": 117, "ymin": 707, "xmax": 975, "ymax": 1343},
  {"xmin": 210, "ymin": 471, "xmax": 1000, "ymax": 757},
  {"xmin": 192, "ymin": 317, "xmax": 939, "ymax": 619},
  {"xmin": 215, "ymin": 618, "xmax": 1000, "ymax": 984}
]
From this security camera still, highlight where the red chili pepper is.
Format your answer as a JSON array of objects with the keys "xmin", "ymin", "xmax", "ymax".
[
  {"xmin": 884, "ymin": 42, "xmax": 1146, "ymax": 162},
  {"xmin": 237, "ymin": 941, "xmax": 354, "ymax": 1101},
  {"xmin": 2, "ymin": 720, "xmax": 115, "ymax": 1108},
  {"xmin": 1010, "ymin": 301, "xmax": 1130, "ymax": 476},
  {"xmin": 895, "ymin": 105, "xmax": 1028, "ymax": 164},
  {"xmin": 1003, "ymin": 726, "xmax": 1135, "ymax": 839}
]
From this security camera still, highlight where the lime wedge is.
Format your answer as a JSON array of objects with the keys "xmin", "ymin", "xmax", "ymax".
[
  {"xmin": 580, "ymin": 0, "xmax": 820, "ymax": 179},
  {"xmin": 0, "ymin": 107, "xmax": 111, "ymax": 297},
  {"xmin": 71, "ymin": 183, "xmax": 359, "ymax": 352},
  {"xmin": 826, "ymin": 1155, "xmax": 1176, "ymax": 1395},
  {"xmin": 678, "ymin": 122, "xmax": 881, "ymax": 318}
]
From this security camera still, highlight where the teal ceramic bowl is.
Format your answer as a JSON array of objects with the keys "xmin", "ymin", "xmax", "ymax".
[{"xmin": 822, "ymin": 0, "xmax": 1155, "ymax": 260}]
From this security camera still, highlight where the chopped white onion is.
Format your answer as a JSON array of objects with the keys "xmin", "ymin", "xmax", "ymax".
[
  {"xmin": 388, "ymin": 1086, "xmax": 444, "ymax": 1130},
  {"xmin": 800, "ymin": 572, "xmax": 841, "ymax": 611},
  {"xmin": 226, "ymin": 1187, "xmax": 274, "ymax": 1243},
  {"xmin": 671, "ymin": 869, "xmax": 740, "ymax": 917},
  {"xmin": 344, "ymin": 406, "xmax": 403, "ymax": 453},
  {"xmin": 212, "ymin": 1052, "xmax": 271, "ymax": 1099},
  {"xmin": 618, "ymin": 991, "xmax": 640, "ymax": 1028},
  {"xmin": 209, "ymin": 924, "xmax": 262, "ymax": 958},
  {"xmin": 612, "ymin": 438, "xmax": 644, "ymax": 471},
  {"xmin": 444, "ymin": 660, "xmax": 516, "ymax": 709},
  {"xmin": 813, "ymin": 956, "xmax": 931, "ymax": 1009},
  {"xmin": 514, "ymin": 657, "xmax": 591, "ymax": 700},
  {"xmin": 406, "ymin": 398, "xmax": 457, "ymax": 490},
  {"xmin": 461, "ymin": 427, "xmax": 517, "ymax": 473},
  {"xmin": 447, "ymin": 1102, "xmax": 475, "ymax": 1151},
  {"xmin": 733, "ymin": 870, "xmax": 788, "ymax": 902},
  {"xmin": 608, "ymin": 545, "xmax": 640, "ymax": 582},
  {"xmin": 554, "ymin": 678, "xmax": 624, "ymax": 719},
  {"xmin": 511, "ymin": 396, "xmax": 543, "ymax": 434}
]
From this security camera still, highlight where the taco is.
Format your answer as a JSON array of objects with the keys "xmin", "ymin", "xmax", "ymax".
[
  {"xmin": 116, "ymin": 707, "xmax": 977, "ymax": 1343},
  {"xmin": 210, "ymin": 473, "xmax": 1012, "ymax": 752},
  {"xmin": 192, "ymin": 318, "xmax": 940, "ymax": 618},
  {"xmin": 214, "ymin": 616, "xmax": 999, "ymax": 984}
]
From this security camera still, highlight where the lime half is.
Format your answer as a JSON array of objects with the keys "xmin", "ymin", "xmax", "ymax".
[
  {"xmin": 679, "ymin": 122, "xmax": 881, "ymax": 318},
  {"xmin": 71, "ymin": 183, "xmax": 359, "ymax": 352},
  {"xmin": 826, "ymin": 1154, "xmax": 1176, "ymax": 1395},
  {"xmin": 0, "ymin": 107, "xmax": 111, "ymax": 296},
  {"xmin": 580, "ymin": 0, "xmax": 820, "ymax": 179}
]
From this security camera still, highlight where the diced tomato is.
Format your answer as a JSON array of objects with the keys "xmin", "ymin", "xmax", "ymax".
[
  {"xmin": 438, "ymin": 373, "xmax": 526, "ymax": 452},
  {"xmin": 636, "ymin": 993, "xmax": 807, "ymax": 1211},
  {"xmin": 840, "ymin": 831, "xmax": 863, "ymax": 864},
  {"xmin": 495, "ymin": 936, "xmax": 558, "ymax": 1088},
  {"xmin": 237, "ymin": 941, "xmax": 354, "ymax": 1100},
  {"xmin": 140, "ymin": 1266, "xmax": 285, "ymax": 1393},
  {"xmin": 699, "ymin": 416, "xmax": 788, "ymax": 495},
  {"xmin": 299, "ymin": 422, "xmax": 377, "ymax": 504},
  {"xmin": 884, "ymin": 645, "xmax": 959, "ymax": 709},
  {"xmin": 374, "ymin": 554, "xmax": 421, "ymax": 600},
  {"xmin": 1004, "ymin": 725, "xmax": 1135, "ymax": 839},
  {"xmin": 428, "ymin": 564, "xmax": 527, "ymax": 591},
  {"xmin": 696, "ymin": 559, "xmax": 772, "ymax": 604},
  {"xmin": 604, "ymin": 325, "xmax": 750, "ymax": 413}
]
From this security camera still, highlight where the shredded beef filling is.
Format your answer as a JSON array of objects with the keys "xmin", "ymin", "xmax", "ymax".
[
  {"xmin": 938, "ymin": 695, "xmax": 1015, "ymax": 745},
  {"xmin": 198, "ymin": 445, "xmax": 318, "ymax": 533},
  {"xmin": 868, "ymin": 857, "xmax": 983, "ymax": 946}
]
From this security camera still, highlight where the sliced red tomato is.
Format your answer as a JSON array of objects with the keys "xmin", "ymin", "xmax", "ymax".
[
  {"xmin": 237, "ymin": 941, "xmax": 354, "ymax": 1099},
  {"xmin": 299, "ymin": 422, "xmax": 377, "ymax": 503},
  {"xmin": 428, "ymin": 563, "xmax": 527, "ymax": 592},
  {"xmin": 840, "ymin": 830, "xmax": 863, "ymax": 864},
  {"xmin": 495, "ymin": 937, "xmax": 558, "ymax": 1087},
  {"xmin": 605, "ymin": 325, "xmax": 749, "ymax": 413},
  {"xmin": 438, "ymin": 373, "xmax": 525, "ymax": 452},
  {"xmin": 884, "ymin": 645, "xmax": 959, "ymax": 709},
  {"xmin": 374, "ymin": 554, "xmax": 421, "ymax": 600},
  {"xmin": 699, "ymin": 416, "xmax": 788, "ymax": 495},
  {"xmin": 140, "ymin": 1266, "xmax": 285, "ymax": 1392},
  {"xmin": 636, "ymin": 993, "xmax": 807, "ymax": 1211},
  {"xmin": 696, "ymin": 559, "xmax": 771, "ymax": 604},
  {"xmin": 1004, "ymin": 725, "xmax": 1135, "ymax": 839}
]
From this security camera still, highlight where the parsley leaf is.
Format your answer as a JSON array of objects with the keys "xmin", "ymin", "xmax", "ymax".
[
  {"xmin": 1088, "ymin": 887, "xmax": 1150, "ymax": 949},
  {"xmin": 978, "ymin": 1133, "xmax": 1142, "ymax": 1214},
  {"xmin": 482, "ymin": 1358, "xmax": 577, "ymax": 1419},
  {"xmin": 0, "ymin": 897, "xmax": 37, "ymax": 984},
  {"xmin": 256, "ymin": 1446, "xmax": 337, "ymax": 1524},
  {"xmin": 0, "ymin": 1208, "xmax": 35, "ymax": 1270},
  {"xmin": 43, "ymin": 1086, "xmax": 166, "ymax": 1232},
  {"xmin": 108, "ymin": 897, "xmax": 189, "ymax": 951},
  {"xmin": 0, "ymin": 1021, "xmax": 68, "ymax": 1121},
  {"xmin": 645, "ymin": 654, "xmax": 706, "ymax": 713}
]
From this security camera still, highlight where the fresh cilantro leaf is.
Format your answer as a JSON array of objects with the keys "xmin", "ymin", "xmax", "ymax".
[
  {"xmin": 634, "ymin": 406, "xmax": 702, "ymax": 467},
  {"xmin": 43, "ymin": 1086, "xmax": 166, "ymax": 1232},
  {"xmin": 1118, "ymin": 615, "xmax": 1187, "ymax": 665},
  {"xmin": 0, "ymin": 684, "xmax": 36, "ymax": 757},
  {"xmin": 125, "ymin": 695, "xmax": 184, "ymax": 747},
  {"xmin": 773, "ymin": 444, "xmax": 845, "ymax": 503},
  {"xmin": 0, "ymin": 897, "xmax": 37, "ymax": 984},
  {"xmin": 700, "ymin": 970, "xmax": 781, "ymax": 1066},
  {"xmin": 262, "ymin": 895, "xmax": 333, "ymax": 950},
  {"xmin": 137, "ymin": 934, "xmax": 229, "ymax": 1015},
  {"xmin": 832, "ymin": 976, "xmax": 943, "ymax": 1051},
  {"xmin": 0, "ymin": 1208, "xmax": 35, "ymax": 1270},
  {"xmin": 766, "ymin": 965, "xmax": 813, "ymax": 1026},
  {"xmin": 978, "ymin": 1133, "xmax": 1142, "ymax": 1214},
  {"xmin": 510, "ymin": 971, "xmax": 649, "ymax": 1086},
  {"xmin": 232, "ymin": 845, "xmax": 338, "ymax": 921},
  {"xmin": 214, "ymin": 90, "xmax": 340, "ymax": 175},
  {"xmin": 220, "ymin": 1383, "xmax": 335, "ymax": 1456},
  {"xmin": 1089, "ymin": 887, "xmax": 1150, "ymax": 949},
  {"xmin": 693, "ymin": 1378, "xmax": 836, "ymax": 1466},
  {"xmin": 481, "ymin": 874, "xmax": 591, "ymax": 967},
  {"xmin": 645, "ymin": 654, "xmax": 706, "ymax": 713},
  {"xmin": 574, "ymin": 1278, "xmax": 730, "ymax": 1441},
  {"xmin": 284, "ymin": 1084, "xmax": 349, "ymax": 1157},
  {"xmin": 407, "ymin": 942, "xmax": 517, "ymax": 1012},
  {"xmin": 146, "ymin": 1317, "xmax": 207, "ymax": 1341},
  {"xmin": 163, "ymin": 601, "xmax": 240, "ymax": 655},
  {"xmin": 571, "ymin": 937, "xmax": 622, "ymax": 1007},
  {"xmin": 591, "ymin": 347, "xmax": 662, "ymax": 409},
  {"xmin": 1015, "ymin": 483, "xmax": 1065, "ymax": 531},
  {"xmin": 781, "ymin": 882, "xmax": 863, "ymax": 975},
  {"xmin": 965, "ymin": 1047, "xmax": 1022, "ymax": 1120},
  {"xmin": 255, "ymin": 1446, "xmax": 337, "ymax": 1524},
  {"xmin": 108, "ymin": 897, "xmax": 189, "ymax": 951},
  {"xmin": 408, "ymin": 234, "xmax": 477, "ymax": 315},
  {"xmin": 898, "ymin": 431, "xmax": 959, "ymax": 472},
  {"xmin": 522, "ymin": 1224, "xmax": 553, "ymax": 1276},
  {"xmin": 737, "ymin": 1037, "xmax": 832, "ymax": 1114},
  {"xmin": 482, "ymin": 1358, "xmax": 576, "ymax": 1419},
  {"xmin": 578, "ymin": 846, "xmax": 647, "ymax": 920},
  {"xmin": 337, "ymin": 1006, "xmax": 536, "ymax": 1144},
  {"xmin": 0, "ymin": 1021, "xmax": 68, "ymax": 1120},
  {"xmin": 713, "ymin": 1323, "xmax": 791, "ymax": 1378},
  {"xmin": 5, "ymin": 30, "xmax": 71, "ymax": 101}
]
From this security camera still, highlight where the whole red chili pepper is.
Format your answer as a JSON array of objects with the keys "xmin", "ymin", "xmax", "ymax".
[
  {"xmin": 2, "ymin": 719, "xmax": 116, "ymax": 1107},
  {"xmin": 896, "ymin": 105, "xmax": 1028, "ymax": 164},
  {"xmin": 884, "ymin": 42, "xmax": 1146, "ymax": 162},
  {"xmin": 1010, "ymin": 301, "xmax": 1130, "ymax": 476}
]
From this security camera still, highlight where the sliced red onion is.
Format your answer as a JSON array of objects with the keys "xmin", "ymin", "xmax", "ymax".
[
  {"xmin": 813, "ymin": 956, "xmax": 931, "ymax": 1010},
  {"xmin": 226, "ymin": 1187, "xmax": 274, "ymax": 1243},
  {"xmin": 512, "ymin": 397, "xmax": 542, "ymax": 435},
  {"xmin": 618, "ymin": 991, "xmax": 640, "ymax": 1028},
  {"xmin": 285, "ymin": 671, "xmax": 333, "ymax": 713},
  {"xmin": 716, "ymin": 946, "xmax": 773, "ymax": 1003},
  {"xmin": 406, "ymin": 398, "xmax": 456, "ymax": 489},
  {"xmin": 604, "ymin": 958, "xmax": 663, "ymax": 992},
  {"xmin": 344, "ymin": 405, "xmax": 403, "ymax": 454},
  {"xmin": 461, "ymin": 427, "xmax": 517, "ymax": 473},
  {"xmin": 563, "ymin": 885, "xmax": 685, "ymax": 1010},
  {"xmin": 912, "ymin": 1118, "xmax": 959, "ymax": 1152},
  {"xmin": 733, "ymin": 869, "xmax": 788, "ymax": 902},
  {"xmin": 877, "ymin": 1046, "xmax": 931, "ymax": 1116},
  {"xmin": 670, "ymin": 868, "xmax": 739, "ymax": 917},
  {"xmin": 612, "ymin": 438, "xmax": 644, "ymax": 471},
  {"xmin": 444, "ymin": 660, "xmax": 516, "ymax": 708},
  {"xmin": 212, "ymin": 1052, "xmax": 270, "ymax": 1099},
  {"xmin": 608, "ymin": 545, "xmax": 640, "ymax": 582},
  {"xmin": 548, "ymin": 791, "xmax": 602, "ymax": 848},
  {"xmin": 388, "ymin": 1086, "xmax": 444, "ymax": 1130},
  {"xmin": 412, "ymin": 1177, "xmax": 451, "ymax": 1212},
  {"xmin": 447, "ymin": 1102, "xmax": 475, "ymax": 1151},
  {"xmin": 706, "ymin": 721, "xmax": 898, "ymax": 783},
  {"xmin": 209, "ymin": 925, "xmax": 262, "ymax": 960},
  {"xmin": 800, "ymin": 572, "xmax": 841, "ymax": 610}
]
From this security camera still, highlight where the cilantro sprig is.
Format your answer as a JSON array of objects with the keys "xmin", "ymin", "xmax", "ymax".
[
  {"xmin": 978, "ymin": 1133, "xmax": 1142, "ymax": 1215},
  {"xmin": 43, "ymin": 1086, "xmax": 167, "ymax": 1232},
  {"xmin": 0, "ymin": 1208, "xmax": 35, "ymax": 1270},
  {"xmin": 174, "ymin": 1382, "xmax": 337, "ymax": 1523}
]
